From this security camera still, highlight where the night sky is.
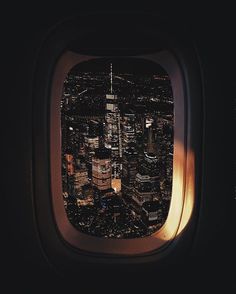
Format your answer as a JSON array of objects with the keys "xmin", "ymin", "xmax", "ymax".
[{"xmin": 70, "ymin": 57, "xmax": 167, "ymax": 75}]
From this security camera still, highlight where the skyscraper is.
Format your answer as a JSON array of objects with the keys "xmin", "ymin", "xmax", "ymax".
[
  {"xmin": 104, "ymin": 63, "xmax": 122, "ymax": 178},
  {"xmin": 121, "ymin": 142, "xmax": 138, "ymax": 200},
  {"xmin": 122, "ymin": 111, "xmax": 136, "ymax": 149},
  {"xmin": 132, "ymin": 126, "xmax": 160, "ymax": 209},
  {"xmin": 92, "ymin": 147, "xmax": 112, "ymax": 191},
  {"xmin": 146, "ymin": 125, "xmax": 158, "ymax": 155},
  {"xmin": 74, "ymin": 164, "xmax": 89, "ymax": 194}
]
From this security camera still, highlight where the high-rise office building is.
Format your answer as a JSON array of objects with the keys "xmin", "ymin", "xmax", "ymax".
[
  {"xmin": 104, "ymin": 63, "xmax": 122, "ymax": 178},
  {"xmin": 74, "ymin": 164, "xmax": 89, "ymax": 194},
  {"xmin": 92, "ymin": 147, "xmax": 112, "ymax": 191},
  {"xmin": 146, "ymin": 125, "xmax": 158, "ymax": 155},
  {"xmin": 122, "ymin": 111, "xmax": 136, "ymax": 149},
  {"xmin": 133, "ymin": 126, "xmax": 160, "ymax": 208},
  {"xmin": 121, "ymin": 142, "xmax": 138, "ymax": 200}
]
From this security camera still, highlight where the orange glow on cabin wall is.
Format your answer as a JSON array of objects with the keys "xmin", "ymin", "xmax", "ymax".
[{"xmin": 177, "ymin": 149, "xmax": 195, "ymax": 235}]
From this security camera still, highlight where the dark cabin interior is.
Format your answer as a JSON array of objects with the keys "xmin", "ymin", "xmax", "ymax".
[{"xmin": 3, "ymin": 4, "xmax": 235, "ymax": 293}]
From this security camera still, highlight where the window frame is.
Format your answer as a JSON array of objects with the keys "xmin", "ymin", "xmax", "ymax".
[
  {"xmin": 32, "ymin": 17, "xmax": 203, "ymax": 267},
  {"xmin": 51, "ymin": 50, "xmax": 188, "ymax": 255}
]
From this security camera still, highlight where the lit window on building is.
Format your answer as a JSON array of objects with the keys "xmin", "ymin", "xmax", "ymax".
[{"xmin": 61, "ymin": 58, "xmax": 174, "ymax": 238}]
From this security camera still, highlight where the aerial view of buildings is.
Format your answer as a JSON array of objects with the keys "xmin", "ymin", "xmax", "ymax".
[{"xmin": 61, "ymin": 58, "xmax": 174, "ymax": 238}]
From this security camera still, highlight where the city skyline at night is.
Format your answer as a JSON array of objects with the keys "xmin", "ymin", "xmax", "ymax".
[{"xmin": 61, "ymin": 58, "xmax": 174, "ymax": 238}]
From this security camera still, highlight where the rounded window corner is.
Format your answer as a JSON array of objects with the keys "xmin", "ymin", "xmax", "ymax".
[{"xmin": 33, "ymin": 20, "xmax": 202, "ymax": 266}]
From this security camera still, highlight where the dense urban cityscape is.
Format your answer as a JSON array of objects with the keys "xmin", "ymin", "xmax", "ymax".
[{"xmin": 61, "ymin": 58, "xmax": 174, "ymax": 238}]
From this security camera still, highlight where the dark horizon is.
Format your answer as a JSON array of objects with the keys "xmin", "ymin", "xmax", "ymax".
[{"xmin": 70, "ymin": 57, "xmax": 168, "ymax": 75}]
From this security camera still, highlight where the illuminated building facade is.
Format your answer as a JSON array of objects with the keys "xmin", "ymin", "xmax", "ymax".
[
  {"xmin": 104, "ymin": 64, "xmax": 122, "ymax": 178},
  {"xmin": 133, "ymin": 126, "xmax": 160, "ymax": 207},
  {"xmin": 122, "ymin": 111, "xmax": 136, "ymax": 148},
  {"xmin": 121, "ymin": 143, "xmax": 138, "ymax": 199},
  {"xmin": 92, "ymin": 147, "xmax": 112, "ymax": 191},
  {"xmin": 141, "ymin": 201, "xmax": 162, "ymax": 226},
  {"xmin": 85, "ymin": 135, "xmax": 99, "ymax": 152},
  {"xmin": 76, "ymin": 184, "xmax": 94, "ymax": 206},
  {"xmin": 73, "ymin": 164, "xmax": 89, "ymax": 194},
  {"xmin": 65, "ymin": 153, "xmax": 74, "ymax": 176}
]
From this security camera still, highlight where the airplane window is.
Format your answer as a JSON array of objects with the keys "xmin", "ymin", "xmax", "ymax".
[
  {"xmin": 61, "ymin": 58, "xmax": 174, "ymax": 238},
  {"xmin": 50, "ymin": 50, "xmax": 193, "ymax": 255}
]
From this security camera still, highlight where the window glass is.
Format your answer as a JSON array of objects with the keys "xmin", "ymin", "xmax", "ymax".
[{"xmin": 61, "ymin": 58, "xmax": 174, "ymax": 238}]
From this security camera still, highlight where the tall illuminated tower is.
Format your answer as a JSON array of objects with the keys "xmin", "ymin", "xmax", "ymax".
[
  {"xmin": 121, "ymin": 142, "xmax": 138, "ymax": 200},
  {"xmin": 104, "ymin": 63, "xmax": 122, "ymax": 178},
  {"xmin": 132, "ymin": 126, "xmax": 160, "ymax": 208},
  {"xmin": 92, "ymin": 147, "xmax": 112, "ymax": 191},
  {"xmin": 122, "ymin": 111, "xmax": 136, "ymax": 149}
]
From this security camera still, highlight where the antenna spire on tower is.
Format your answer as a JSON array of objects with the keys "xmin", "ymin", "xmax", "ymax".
[{"xmin": 110, "ymin": 63, "xmax": 113, "ymax": 94}]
